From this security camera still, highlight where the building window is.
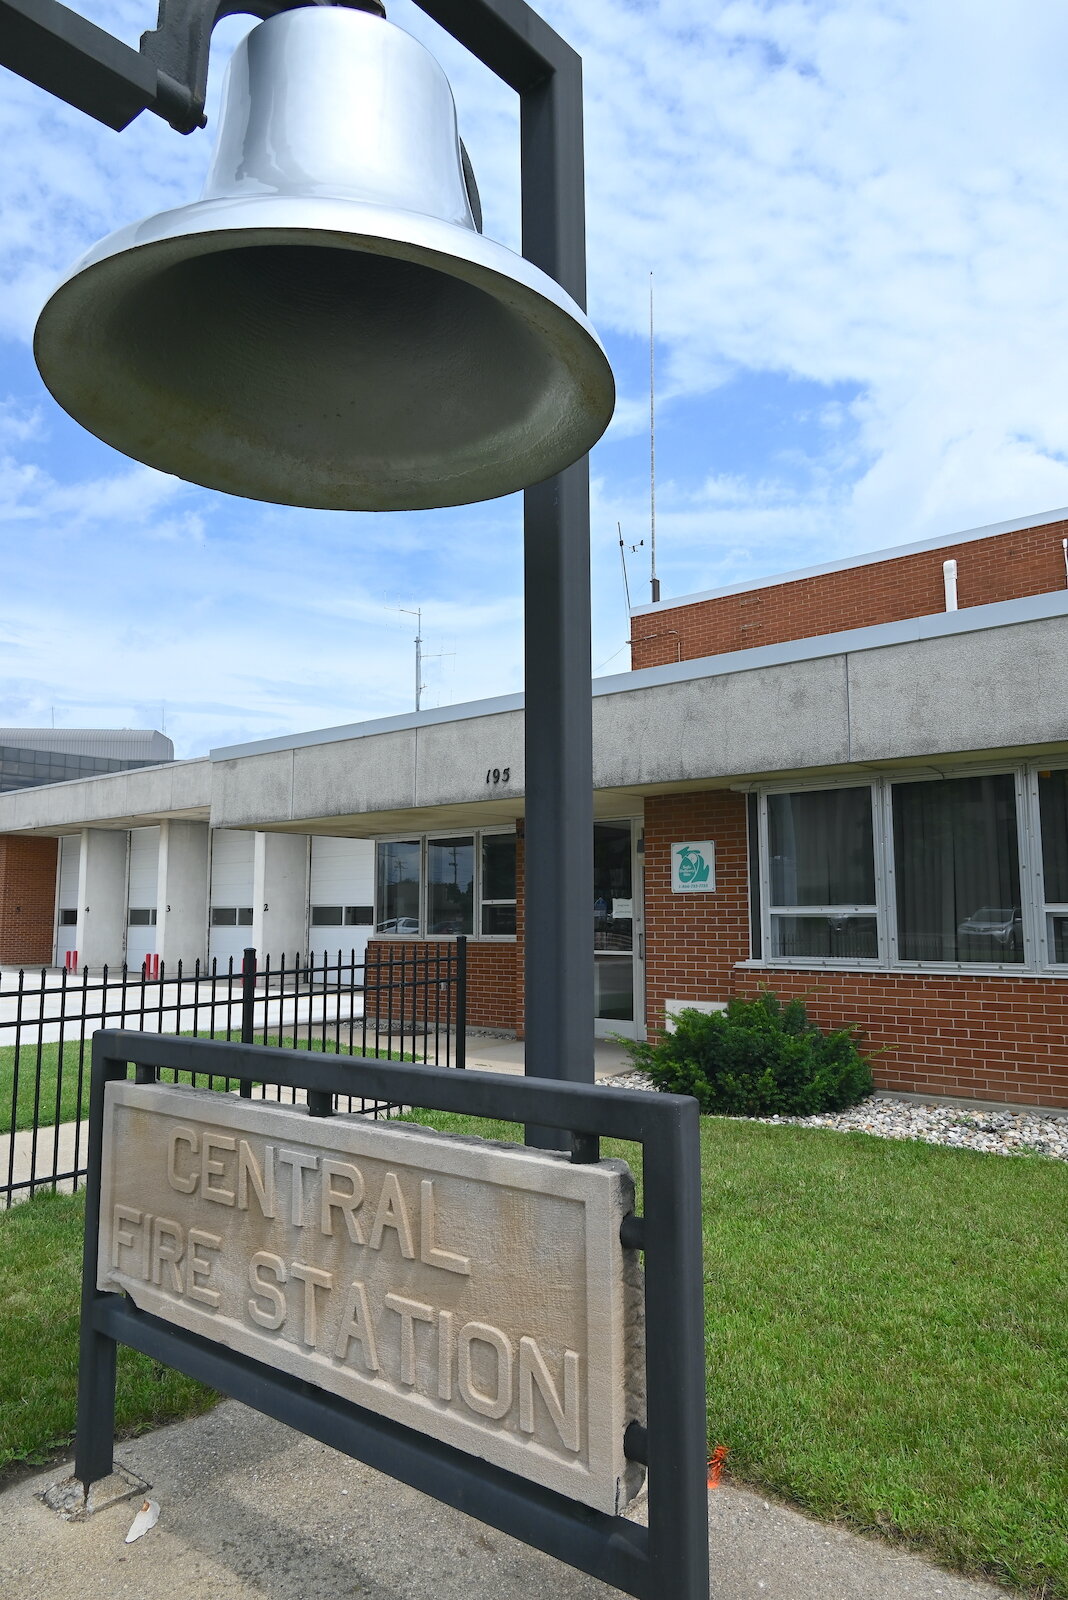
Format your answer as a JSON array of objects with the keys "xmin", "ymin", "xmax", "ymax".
[
  {"xmin": 59, "ymin": 907, "xmax": 77, "ymax": 927},
  {"xmin": 211, "ymin": 907, "xmax": 253, "ymax": 926},
  {"xmin": 128, "ymin": 908, "xmax": 157, "ymax": 926},
  {"xmin": 757, "ymin": 766, "xmax": 1052, "ymax": 971},
  {"xmin": 765, "ymin": 787, "xmax": 878, "ymax": 959},
  {"xmin": 312, "ymin": 904, "xmax": 374, "ymax": 927},
  {"xmin": 1039, "ymin": 768, "xmax": 1068, "ymax": 963},
  {"xmin": 427, "ymin": 836, "xmax": 474, "ymax": 935},
  {"xmin": 480, "ymin": 832, "xmax": 517, "ymax": 935},
  {"xmin": 374, "ymin": 831, "xmax": 516, "ymax": 938},
  {"xmin": 375, "ymin": 841, "xmax": 421, "ymax": 933},
  {"xmin": 892, "ymin": 774, "xmax": 1022, "ymax": 964}
]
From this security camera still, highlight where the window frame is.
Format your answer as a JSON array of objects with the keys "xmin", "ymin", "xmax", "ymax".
[
  {"xmin": 373, "ymin": 837, "xmax": 423, "ymax": 937},
  {"xmin": 424, "ymin": 832, "xmax": 477, "ymax": 938},
  {"xmin": 758, "ymin": 781, "xmax": 884, "ymax": 966},
  {"xmin": 210, "ymin": 906, "xmax": 254, "ymax": 928},
  {"xmin": 478, "ymin": 825, "xmax": 518, "ymax": 939},
  {"xmin": 752, "ymin": 759, "xmax": 1068, "ymax": 976},
  {"xmin": 1025, "ymin": 764, "xmax": 1068, "ymax": 968},
  {"xmin": 374, "ymin": 827, "xmax": 518, "ymax": 941}
]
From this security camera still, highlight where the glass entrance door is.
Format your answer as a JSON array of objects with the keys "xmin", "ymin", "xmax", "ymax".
[{"xmin": 594, "ymin": 820, "xmax": 644, "ymax": 1040}]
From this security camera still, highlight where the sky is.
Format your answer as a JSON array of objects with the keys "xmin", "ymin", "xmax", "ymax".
[{"xmin": 4, "ymin": 0, "xmax": 1068, "ymax": 757}]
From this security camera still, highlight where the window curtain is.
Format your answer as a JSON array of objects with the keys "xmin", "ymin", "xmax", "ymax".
[
  {"xmin": 767, "ymin": 788, "xmax": 877, "ymax": 958},
  {"xmin": 768, "ymin": 788, "xmax": 875, "ymax": 905},
  {"xmin": 892, "ymin": 774, "xmax": 1021, "ymax": 963}
]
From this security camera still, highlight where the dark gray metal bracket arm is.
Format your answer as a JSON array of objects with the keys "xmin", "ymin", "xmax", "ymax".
[
  {"xmin": 140, "ymin": 0, "xmax": 384, "ymax": 132},
  {"xmin": 0, "ymin": 0, "xmax": 382, "ymax": 133}
]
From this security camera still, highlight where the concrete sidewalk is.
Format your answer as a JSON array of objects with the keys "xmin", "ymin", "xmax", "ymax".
[
  {"xmin": 461, "ymin": 1034, "xmax": 631, "ymax": 1078},
  {"xmin": 3, "ymin": 1401, "xmax": 1012, "ymax": 1600}
]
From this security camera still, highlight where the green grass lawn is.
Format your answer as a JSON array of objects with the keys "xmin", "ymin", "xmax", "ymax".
[
  {"xmin": 0, "ymin": 1040, "xmax": 93, "ymax": 1135},
  {"xmin": 405, "ymin": 1109, "xmax": 1068, "ymax": 1599},
  {"xmin": 2, "ymin": 1111, "xmax": 1065, "ymax": 1597},
  {"xmin": 0, "ymin": 1189, "xmax": 215, "ymax": 1479},
  {"xmin": 0, "ymin": 1035, "xmax": 410, "ymax": 1134}
]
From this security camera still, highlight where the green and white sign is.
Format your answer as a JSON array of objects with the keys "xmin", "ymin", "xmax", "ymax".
[{"xmin": 671, "ymin": 841, "xmax": 715, "ymax": 893}]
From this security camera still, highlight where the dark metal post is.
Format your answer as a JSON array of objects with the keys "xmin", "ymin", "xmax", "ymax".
[
  {"xmin": 239, "ymin": 946, "xmax": 256, "ymax": 1095},
  {"xmin": 454, "ymin": 934, "xmax": 467, "ymax": 1069},
  {"xmin": 643, "ymin": 1099, "xmax": 710, "ymax": 1597},
  {"xmin": 520, "ymin": 50, "xmax": 595, "ymax": 1143},
  {"xmin": 73, "ymin": 1039, "xmax": 125, "ymax": 1488}
]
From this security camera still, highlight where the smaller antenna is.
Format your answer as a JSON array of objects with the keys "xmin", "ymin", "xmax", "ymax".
[{"xmin": 618, "ymin": 523, "xmax": 632, "ymax": 613}]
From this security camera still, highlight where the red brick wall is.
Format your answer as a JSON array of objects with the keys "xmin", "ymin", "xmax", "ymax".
[
  {"xmin": 364, "ymin": 938, "xmax": 521, "ymax": 1033},
  {"xmin": 0, "ymin": 835, "xmax": 58, "ymax": 965},
  {"xmin": 632, "ymin": 518, "xmax": 1068, "ymax": 668},
  {"xmin": 642, "ymin": 793, "xmax": 1068, "ymax": 1108},
  {"xmin": 730, "ymin": 969, "xmax": 1068, "ymax": 1109},
  {"xmin": 643, "ymin": 791, "xmax": 752, "ymax": 1016}
]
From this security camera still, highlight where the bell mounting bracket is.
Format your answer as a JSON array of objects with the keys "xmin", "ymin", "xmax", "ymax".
[
  {"xmin": 0, "ymin": 0, "xmax": 385, "ymax": 135},
  {"xmin": 141, "ymin": 0, "xmax": 387, "ymax": 133}
]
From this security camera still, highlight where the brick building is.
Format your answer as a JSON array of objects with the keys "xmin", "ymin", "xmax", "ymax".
[
  {"xmin": 625, "ymin": 507, "xmax": 1068, "ymax": 1108},
  {"xmin": 1, "ymin": 506, "xmax": 1067, "ymax": 1107}
]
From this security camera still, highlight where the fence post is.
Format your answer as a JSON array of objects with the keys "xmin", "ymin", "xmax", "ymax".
[
  {"xmin": 455, "ymin": 935, "xmax": 467, "ymax": 1070},
  {"xmin": 240, "ymin": 947, "xmax": 256, "ymax": 1097}
]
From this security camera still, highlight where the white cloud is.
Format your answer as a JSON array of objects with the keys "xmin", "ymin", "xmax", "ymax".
[{"xmin": 4, "ymin": 1, "xmax": 1068, "ymax": 747}]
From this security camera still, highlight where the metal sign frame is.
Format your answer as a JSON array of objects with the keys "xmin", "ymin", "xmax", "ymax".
[{"xmin": 77, "ymin": 1031, "xmax": 709, "ymax": 1600}]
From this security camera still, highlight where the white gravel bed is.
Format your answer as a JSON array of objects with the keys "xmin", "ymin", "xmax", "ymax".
[{"xmin": 604, "ymin": 1071, "xmax": 1068, "ymax": 1161}]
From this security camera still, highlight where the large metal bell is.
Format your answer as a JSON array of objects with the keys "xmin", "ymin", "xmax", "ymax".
[{"xmin": 33, "ymin": 6, "xmax": 615, "ymax": 511}]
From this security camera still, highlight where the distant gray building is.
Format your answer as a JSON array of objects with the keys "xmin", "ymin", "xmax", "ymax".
[{"xmin": 0, "ymin": 729, "xmax": 174, "ymax": 793}]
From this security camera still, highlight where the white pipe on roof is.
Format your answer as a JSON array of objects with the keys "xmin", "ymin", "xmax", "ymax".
[{"xmin": 943, "ymin": 559, "xmax": 958, "ymax": 611}]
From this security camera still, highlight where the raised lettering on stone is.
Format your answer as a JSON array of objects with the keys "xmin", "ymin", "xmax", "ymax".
[{"xmin": 99, "ymin": 1082, "xmax": 645, "ymax": 1515}]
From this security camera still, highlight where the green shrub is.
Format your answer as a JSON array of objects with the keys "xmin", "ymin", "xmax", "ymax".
[{"xmin": 622, "ymin": 991, "xmax": 873, "ymax": 1116}]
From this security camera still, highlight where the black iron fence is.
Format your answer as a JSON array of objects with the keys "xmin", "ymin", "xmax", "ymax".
[{"xmin": 0, "ymin": 939, "xmax": 466, "ymax": 1208}]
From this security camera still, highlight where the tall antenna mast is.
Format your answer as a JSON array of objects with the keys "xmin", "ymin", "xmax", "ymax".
[
  {"xmin": 397, "ymin": 607, "xmax": 425, "ymax": 712},
  {"xmin": 649, "ymin": 271, "xmax": 659, "ymax": 603}
]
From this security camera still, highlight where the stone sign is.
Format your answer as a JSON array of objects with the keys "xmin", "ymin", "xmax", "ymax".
[{"xmin": 98, "ymin": 1082, "xmax": 646, "ymax": 1514}]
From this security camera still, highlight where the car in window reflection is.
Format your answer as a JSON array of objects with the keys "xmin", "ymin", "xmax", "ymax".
[
  {"xmin": 376, "ymin": 917, "xmax": 420, "ymax": 934},
  {"xmin": 956, "ymin": 907, "xmax": 1022, "ymax": 947}
]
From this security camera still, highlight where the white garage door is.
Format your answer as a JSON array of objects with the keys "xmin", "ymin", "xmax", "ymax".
[
  {"xmin": 209, "ymin": 830, "xmax": 256, "ymax": 972},
  {"xmin": 308, "ymin": 836, "xmax": 374, "ymax": 975},
  {"xmin": 55, "ymin": 834, "xmax": 80, "ymax": 964},
  {"xmin": 126, "ymin": 826, "xmax": 159, "ymax": 971}
]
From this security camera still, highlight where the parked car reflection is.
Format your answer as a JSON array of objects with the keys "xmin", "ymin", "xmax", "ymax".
[{"xmin": 956, "ymin": 907, "xmax": 1022, "ymax": 946}]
